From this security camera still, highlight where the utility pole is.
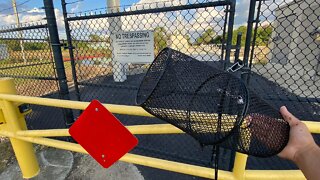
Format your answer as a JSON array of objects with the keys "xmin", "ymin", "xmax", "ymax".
[
  {"xmin": 107, "ymin": 0, "xmax": 127, "ymax": 82},
  {"xmin": 12, "ymin": 0, "xmax": 26, "ymax": 64}
]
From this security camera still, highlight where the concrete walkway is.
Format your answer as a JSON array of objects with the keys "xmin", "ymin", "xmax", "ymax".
[
  {"xmin": 67, "ymin": 153, "xmax": 144, "ymax": 180},
  {"xmin": 0, "ymin": 148, "xmax": 144, "ymax": 180}
]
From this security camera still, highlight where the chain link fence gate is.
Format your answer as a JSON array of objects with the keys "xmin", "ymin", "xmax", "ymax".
[
  {"xmin": 243, "ymin": 0, "xmax": 320, "ymax": 170},
  {"xmin": 0, "ymin": 21, "xmax": 69, "ymax": 130},
  {"xmin": 62, "ymin": 0, "xmax": 237, "ymax": 177},
  {"xmin": 1, "ymin": 0, "xmax": 319, "ymax": 178}
]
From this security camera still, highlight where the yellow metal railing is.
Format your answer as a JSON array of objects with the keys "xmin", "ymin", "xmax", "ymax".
[{"xmin": 0, "ymin": 77, "xmax": 319, "ymax": 179}]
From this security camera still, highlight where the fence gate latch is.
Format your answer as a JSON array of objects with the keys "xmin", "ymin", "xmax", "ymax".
[{"xmin": 227, "ymin": 62, "xmax": 244, "ymax": 73}]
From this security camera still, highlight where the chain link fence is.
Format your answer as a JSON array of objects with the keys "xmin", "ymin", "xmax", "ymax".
[
  {"xmin": 0, "ymin": 21, "xmax": 66, "ymax": 130},
  {"xmin": 64, "ymin": 0, "xmax": 320, "ymax": 176},
  {"xmin": 249, "ymin": 0, "xmax": 320, "ymax": 121},
  {"xmin": 64, "ymin": 0, "xmax": 235, "ymax": 174},
  {"xmin": 66, "ymin": 1, "xmax": 231, "ymax": 102},
  {"xmin": 0, "ymin": 0, "xmax": 320, "ymax": 178},
  {"xmin": 243, "ymin": 0, "xmax": 320, "ymax": 171}
]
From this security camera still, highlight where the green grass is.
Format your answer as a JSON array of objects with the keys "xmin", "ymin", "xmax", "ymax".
[{"xmin": 1, "ymin": 61, "xmax": 72, "ymax": 85}]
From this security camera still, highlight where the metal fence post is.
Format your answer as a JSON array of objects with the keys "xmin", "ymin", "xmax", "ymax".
[
  {"xmin": 220, "ymin": 4, "xmax": 229, "ymax": 62},
  {"xmin": 0, "ymin": 78, "xmax": 40, "ymax": 178},
  {"xmin": 242, "ymin": 0, "xmax": 256, "ymax": 83},
  {"xmin": 43, "ymin": 0, "xmax": 74, "ymax": 127},
  {"xmin": 234, "ymin": 32, "xmax": 242, "ymax": 63},
  {"xmin": 224, "ymin": 0, "xmax": 236, "ymax": 70},
  {"xmin": 248, "ymin": 0, "xmax": 262, "ymax": 69},
  {"xmin": 61, "ymin": 0, "xmax": 81, "ymax": 102}
]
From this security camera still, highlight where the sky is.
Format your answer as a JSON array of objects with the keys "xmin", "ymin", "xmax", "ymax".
[
  {"xmin": 0, "ymin": 0, "xmax": 141, "ymax": 26},
  {"xmin": 0, "ymin": 0, "xmax": 289, "ymax": 39}
]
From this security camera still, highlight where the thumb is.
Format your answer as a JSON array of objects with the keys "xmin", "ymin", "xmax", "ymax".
[{"xmin": 280, "ymin": 106, "xmax": 300, "ymax": 127}]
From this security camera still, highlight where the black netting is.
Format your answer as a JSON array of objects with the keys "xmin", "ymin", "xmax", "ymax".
[
  {"xmin": 221, "ymin": 89, "xmax": 290, "ymax": 157},
  {"xmin": 137, "ymin": 48, "xmax": 290, "ymax": 157}
]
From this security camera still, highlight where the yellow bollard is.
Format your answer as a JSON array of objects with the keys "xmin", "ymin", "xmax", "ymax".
[
  {"xmin": 233, "ymin": 152, "xmax": 248, "ymax": 180},
  {"xmin": 0, "ymin": 78, "xmax": 40, "ymax": 178}
]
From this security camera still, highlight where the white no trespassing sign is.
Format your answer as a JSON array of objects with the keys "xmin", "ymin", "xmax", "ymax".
[{"xmin": 111, "ymin": 30, "xmax": 154, "ymax": 63}]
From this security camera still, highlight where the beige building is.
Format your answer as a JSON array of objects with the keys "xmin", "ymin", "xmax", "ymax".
[
  {"xmin": 169, "ymin": 33, "xmax": 190, "ymax": 54},
  {"xmin": 267, "ymin": 0, "xmax": 320, "ymax": 81},
  {"xmin": 253, "ymin": 0, "xmax": 320, "ymax": 98}
]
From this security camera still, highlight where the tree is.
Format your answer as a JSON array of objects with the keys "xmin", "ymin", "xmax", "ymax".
[
  {"xmin": 211, "ymin": 35, "xmax": 223, "ymax": 44},
  {"xmin": 195, "ymin": 28, "xmax": 216, "ymax": 45},
  {"xmin": 232, "ymin": 25, "xmax": 247, "ymax": 46},
  {"xmin": 229, "ymin": 25, "xmax": 273, "ymax": 47},
  {"xmin": 89, "ymin": 34, "xmax": 102, "ymax": 42},
  {"xmin": 154, "ymin": 27, "xmax": 168, "ymax": 53},
  {"xmin": 184, "ymin": 34, "xmax": 192, "ymax": 46},
  {"xmin": 256, "ymin": 25, "xmax": 273, "ymax": 46}
]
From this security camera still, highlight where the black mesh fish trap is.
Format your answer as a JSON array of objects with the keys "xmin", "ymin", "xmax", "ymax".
[
  {"xmin": 136, "ymin": 48, "xmax": 289, "ymax": 157},
  {"xmin": 219, "ymin": 89, "xmax": 290, "ymax": 157}
]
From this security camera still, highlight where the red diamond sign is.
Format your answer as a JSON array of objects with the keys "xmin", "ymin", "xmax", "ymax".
[{"xmin": 69, "ymin": 100, "xmax": 138, "ymax": 168}]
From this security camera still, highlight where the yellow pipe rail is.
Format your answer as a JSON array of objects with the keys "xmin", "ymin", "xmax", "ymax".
[
  {"xmin": 0, "ymin": 78, "xmax": 319, "ymax": 179},
  {"xmin": 16, "ymin": 124, "xmax": 184, "ymax": 137},
  {"xmin": 0, "ymin": 130, "xmax": 308, "ymax": 180},
  {"xmin": 0, "ymin": 130, "xmax": 234, "ymax": 180},
  {"xmin": 15, "ymin": 122, "xmax": 320, "ymax": 137},
  {"xmin": 0, "ymin": 93, "xmax": 319, "ymax": 134},
  {"xmin": 304, "ymin": 121, "xmax": 320, "ymax": 133},
  {"xmin": 0, "ymin": 94, "xmax": 154, "ymax": 117},
  {"xmin": 244, "ymin": 170, "xmax": 305, "ymax": 180}
]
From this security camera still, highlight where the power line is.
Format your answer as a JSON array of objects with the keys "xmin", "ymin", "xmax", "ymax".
[
  {"xmin": 16, "ymin": 0, "xmax": 32, "ymax": 6},
  {"xmin": 0, "ymin": 8, "xmax": 44, "ymax": 18},
  {"xmin": 66, "ymin": 0, "xmax": 84, "ymax": 5},
  {"xmin": 0, "ymin": 0, "xmax": 32, "ymax": 13}
]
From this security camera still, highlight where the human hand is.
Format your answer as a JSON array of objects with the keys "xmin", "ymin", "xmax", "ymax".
[{"xmin": 278, "ymin": 106, "xmax": 317, "ymax": 163}]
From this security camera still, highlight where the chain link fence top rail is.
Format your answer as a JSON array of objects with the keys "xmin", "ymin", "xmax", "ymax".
[
  {"xmin": 249, "ymin": 0, "xmax": 320, "ymax": 121},
  {"xmin": 0, "ymin": 21, "xmax": 66, "ymax": 130},
  {"xmin": 64, "ymin": 0, "xmax": 235, "ymax": 171}
]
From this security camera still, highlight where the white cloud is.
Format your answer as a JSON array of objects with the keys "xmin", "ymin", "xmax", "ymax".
[
  {"xmin": 1, "ymin": 15, "xmax": 16, "ymax": 26},
  {"xmin": 0, "ymin": 8, "xmax": 63, "ymax": 26},
  {"xmin": 121, "ymin": 0, "xmax": 216, "ymax": 34},
  {"xmin": 121, "ymin": 12, "xmax": 170, "ymax": 31},
  {"xmin": 21, "ymin": 14, "xmax": 44, "ymax": 23},
  {"xmin": 187, "ymin": 7, "xmax": 225, "ymax": 34},
  {"xmin": 70, "ymin": 2, "xmax": 82, "ymax": 13},
  {"xmin": 27, "ymin": 8, "xmax": 45, "ymax": 13}
]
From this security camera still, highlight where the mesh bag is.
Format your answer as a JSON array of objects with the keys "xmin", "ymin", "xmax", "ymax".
[{"xmin": 136, "ymin": 48, "xmax": 289, "ymax": 157}]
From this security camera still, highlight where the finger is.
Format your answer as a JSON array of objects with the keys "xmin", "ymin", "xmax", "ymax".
[
  {"xmin": 277, "ymin": 150, "xmax": 285, "ymax": 159},
  {"xmin": 280, "ymin": 106, "xmax": 300, "ymax": 126}
]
